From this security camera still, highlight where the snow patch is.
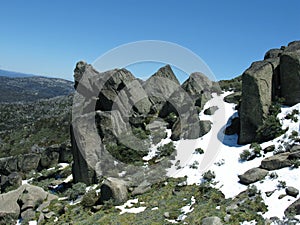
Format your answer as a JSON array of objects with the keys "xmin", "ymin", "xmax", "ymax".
[{"xmin": 115, "ymin": 198, "xmax": 146, "ymax": 215}]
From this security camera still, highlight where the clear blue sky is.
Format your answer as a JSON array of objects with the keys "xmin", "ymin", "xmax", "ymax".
[{"xmin": 1, "ymin": 0, "xmax": 300, "ymax": 81}]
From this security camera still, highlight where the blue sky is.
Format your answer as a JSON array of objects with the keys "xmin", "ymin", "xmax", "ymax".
[{"xmin": 1, "ymin": 0, "xmax": 300, "ymax": 81}]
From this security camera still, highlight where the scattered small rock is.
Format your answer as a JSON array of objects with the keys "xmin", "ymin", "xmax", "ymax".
[
  {"xmin": 263, "ymin": 145, "xmax": 275, "ymax": 154},
  {"xmin": 238, "ymin": 167, "xmax": 268, "ymax": 185},
  {"xmin": 201, "ymin": 216, "xmax": 223, "ymax": 225},
  {"xmin": 260, "ymin": 152, "xmax": 293, "ymax": 170},
  {"xmin": 278, "ymin": 194, "xmax": 287, "ymax": 199},
  {"xmin": 286, "ymin": 186, "xmax": 299, "ymax": 197},
  {"xmin": 204, "ymin": 106, "xmax": 219, "ymax": 115},
  {"xmin": 265, "ymin": 190, "xmax": 276, "ymax": 197}
]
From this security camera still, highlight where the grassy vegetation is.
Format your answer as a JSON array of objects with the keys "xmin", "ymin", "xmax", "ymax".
[
  {"xmin": 0, "ymin": 95, "xmax": 72, "ymax": 157},
  {"xmin": 42, "ymin": 177, "xmax": 268, "ymax": 225},
  {"xmin": 256, "ymin": 98, "xmax": 286, "ymax": 143},
  {"xmin": 218, "ymin": 76, "xmax": 242, "ymax": 92}
]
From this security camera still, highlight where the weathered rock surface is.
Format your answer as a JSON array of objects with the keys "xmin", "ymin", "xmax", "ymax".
[
  {"xmin": 182, "ymin": 72, "xmax": 214, "ymax": 110},
  {"xmin": 71, "ymin": 63, "xmax": 217, "ymax": 185},
  {"xmin": 239, "ymin": 59, "xmax": 279, "ymax": 144},
  {"xmin": 99, "ymin": 177, "xmax": 128, "ymax": 205},
  {"xmin": 224, "ymin": 92, "xmax": 241, "ymax": 105},
  {"xmin": 0, "ymin": 184, "xmax": 57, "ymax": 224},
  {"xmin": 286, "ymin": 186, "xmax": 299, "ymax": 198},
  {"xmin": 239, "ymin": 40, "xmax": 300, "ymax": 144},
  {"xmin": 0, "ymin": 172, "xmax": 22, "ymax": 193},
  {"xmin": 260, "ymin": 152, "xmax": 293, "ymax": 170},
  {"xmin": 40, "ymin": 147, "xmax": 60, "ymax": 169},
  {"xmin": 264, "ymin": 48, "xmax": 283, "ymax": 60},
  {"xmin": 290, "ymin": 144, "xmax": 300, "ymax": 152},
  {"xmin": 71, "ymin": 115, "xmax": 99, "ymax": 185},
  {"xmin": 285, "ymin": 197, "xmax": 300, "ymax": 216},
  {"xmin": 143, "ymin": 65, "xmax": 180, "ymax": 113},
  {"xmin": 204, "ymin": 106, "xmax": 219, "ymax": 115},
  {"xmin": 201, "ymin": 216, "xmax": 223, "ymax": 225},
  {"xmin": 238, "ymin": 167, "xmax": 268, "ymax": 185},
  {"xmin": 0, "ymin": 153, "xmax": 41, "ymax": 175},
  {"xmin": 171, "ymin": 118, "xmax": 211, "ymax": 141},
  {"xmin": 280, "ymin": 50, "xmax": 300, "ymax": 106}
]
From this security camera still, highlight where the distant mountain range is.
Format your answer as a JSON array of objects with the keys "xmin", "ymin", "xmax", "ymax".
[
  {"xmin": 0, "ymin": 70, "xmax": 74, "ymax": 103},
  {"xmin": 0, "ymin": 69, "xmax": 37, "ymax": 78}
]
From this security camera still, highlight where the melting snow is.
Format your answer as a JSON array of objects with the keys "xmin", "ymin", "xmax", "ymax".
[
  {"xmin": 115, "ymin": 198, "xmax": 147, "ymax": 215},
  {"xmin": 166, "ymin": 91, "xmax": 300, "ymax": 220}
]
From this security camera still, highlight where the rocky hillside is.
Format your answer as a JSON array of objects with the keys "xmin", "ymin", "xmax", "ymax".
[
  {"xmin": 238, "ymin": 41, "xmax": 300, "ymax": 144},
  {"xmin": 0, "ymin": 41, "xmax": 299, "ymax": 225},
  {"xmin": 0, "ymin": 95, "xmax": 72, "ymax": 158},
  {"xmin": 0, "ymin": 76, "xmax": 73, "ymax": 103}
]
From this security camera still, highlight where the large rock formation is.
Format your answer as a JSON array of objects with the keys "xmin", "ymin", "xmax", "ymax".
[
  {"xmin": 239, "ymin": 59, "xmax": 279, "ymax": 144},
  {"xmin": 71, "ymin": 62, "xmax": 216, "ymax": 185},
  {"xmin": 280, "ymin": 48, "xmax": 300, "ymax": 105},
  {"xmin": 0, "ymin": 184, "xmax": 57, "ymax": 224},
  {"xmin": 239, "ymin": 40, "xmax": 300, "ymax": 144}
]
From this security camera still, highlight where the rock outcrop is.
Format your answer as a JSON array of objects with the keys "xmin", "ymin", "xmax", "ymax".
[
  {"xmin": 238, "ymin": 167, "xmax": 268, "ymax": 185},
  {"xmin": 201, "ymin": 216, "xmax": 223, "ymax": 225},
  {"xmin": 0, "ymin": 184, "xmax": 57, "ymax": 224},
  {"xmin": 99, "ymin": 177, "xmax": 128, "ymax": 205},
  {"xmin": 260, "ymin": 152, "xmax": 294, "ymax": 170},
  {"xmin": 71, "ymin": 62, "xmax": 216, "ymax": 185},
  {"xmin": 285, "ymin": 197, "xmax": 300, "ymax": 217},
  {"xmin": 0, "ymin": 143, "xmax": 72, "ymax": 181},
  {"xmin": 239, "ymin": 59, "xmax": 278, "ymax": 144},
  {"xmin": 239, "ymin": 40, "xmax": 300, "ymax": 144},
  {"xmin": 280, "ymin": 49, "xmax": 300, "ymax": 105},
  {"xmin": 286, "ymin": 186, "xmax": 299, "ymax": 198}
]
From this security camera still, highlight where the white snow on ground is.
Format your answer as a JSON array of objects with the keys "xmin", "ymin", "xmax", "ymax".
[
  {"xmin": 240, "ymin": 220, "xmax": 257, "ymax": 225},
  {"xmin": 165, "ymin": 91, "xmax": 300, "ymax": 220},
  {"xmin": 115, "ymin": 198, "xmax": 146, "ymax": 215},
  {"xmin": 143, "ymin": 129, "xmax": 172, "ymax": 161},
  {"xmin": 22, "ymin": 177, "xmax": 33, "ymax": 185},
  {"xmin": 63, "ymin": 174, "xmax": 73, "ymax": 183},
  {"xmin": 16, "ymin": 220, "xmax": 37, "ymax": 225},
  {"xmin": 58, "ymin": 163, "xmax": 69, "ymax": 170}
]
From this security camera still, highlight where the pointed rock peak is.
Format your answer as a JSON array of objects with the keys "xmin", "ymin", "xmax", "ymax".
[
  {"xmin": 73, "ymin": 61, "xmax": 100, "ymax": 88},
  {"xmin": 150, "ymin": 64, "xmax": 180, "ymax": 84},
  {"xmin": 285, "ymin": 40, "xmax": 300, "ymax": 52},
  {"xmin": 182, "ymin": 72, "xmax": 212, "ymax": 90},
  {"xmin": 189, "ymin": 72, "xmax": 212, "ymax": 82}
]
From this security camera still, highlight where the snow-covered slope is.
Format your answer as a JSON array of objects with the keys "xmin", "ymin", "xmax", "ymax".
[{"xmin": 165, "ymin": 92, "xmax": 300, "ymax": 220}]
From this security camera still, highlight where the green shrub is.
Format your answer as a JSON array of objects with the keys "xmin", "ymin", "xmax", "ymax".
[
  {"xmin": 277, "ymin": 180, "xmax": 286, "ymax": 189},
  {"xmin": 247, "ymin": 185, "xmax": 259, "ymax": 197},
  {"xmin": 132, "ymin": 127, "xmax": 150, "ymax": 140},
  {"xmin": 194, "ymin": 147, "xmax": 204, "ymax": 154},
  {"xmin": 157, "ymin": 142, "xmax": 176, "ymax": 158},
  {"xmin": 269, "ymin": 172, "xmax": 278, "ymax": 179},
  {"xmin": 256, "ymin": 99, "xmax": 286, "ymax": 143},
  {"xmin": 218, "ymin": 76, "xmax": 242, "ymax": 92},
  {"xmin": 65, "ymin": 182, "xmax": 87, "ymax": 201},
  {"xmin": 285, "ymin": 109, "xmax": 299, "ymax": 122},
  {"xmin": 81, "ymin": 189, "xmax": 99, "ymax": 207},
  {"xmin": 239, "ymin": 149, "xmax": 251, "ymax": 162},
  {"xmin": 291, "ymin": 159, "xmax": 300, "ymax": 169},
  {"xmin": 165, "ymin": 112, "xmax": 178, "ymax": 127},
  {"xmin": 202, "ymin": 170, "xmax": 215, "ymax": 182},
  {"xmin": 289, "ymin": 131, "xmax": 299, "ymax": 141},
  {"xmin": 106, "ymin": 142, "xmax": 147, "ymax": 164},
  {"xmin": 189, "ymin": 161, "xmax": 199, "ymax": 169},
  {"xmin": 250, "ymin": 142, "xmax": 262, "ymax": 157}
]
